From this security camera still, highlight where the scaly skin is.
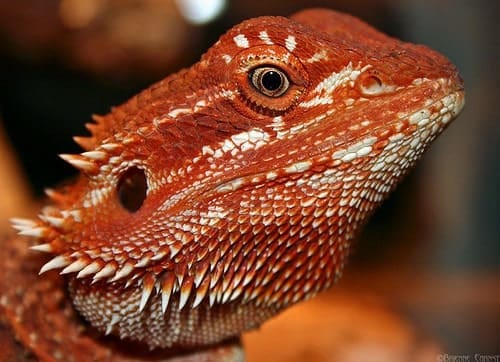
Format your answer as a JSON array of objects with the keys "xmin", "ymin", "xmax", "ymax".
[{"xmin": 2, "ymin": 8, "xmax": 464, "ymax": 360}]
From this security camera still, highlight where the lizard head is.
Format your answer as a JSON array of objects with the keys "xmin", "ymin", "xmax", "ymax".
[{"xmin": 13, "ymin": 9, "xmax": 464, "ymax": 349}]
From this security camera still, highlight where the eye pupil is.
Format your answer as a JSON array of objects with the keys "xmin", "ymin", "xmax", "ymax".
[
  {"xmin": 261, "ymin": 70, "xmax": 282, "ymax": 91},
  {"xmin": 117, "ymin": 167, "xmax": 147, "ymax": 212},
  {"xmin": 250, "ymin": 66, "xmax": 290, "ymax": 97}
]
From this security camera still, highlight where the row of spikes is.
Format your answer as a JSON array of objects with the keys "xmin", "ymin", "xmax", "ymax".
[
  {"xmin": 33, "ymin": 250, "xmax": 260, "ymax": 313},
  {"xmin": 11, "ymin": 220, "xmax": 268, "ymax": 314},
  {"xmin": 73, "ymin": 114, "xmax": 112, "ymax": 151},
  {"xmin": 62, "ymin": 114, "xmax": 128, "ymax": 174},
  {"xmin": 10, "ymin": 189, "xmax": 84, "ymax": 239}
]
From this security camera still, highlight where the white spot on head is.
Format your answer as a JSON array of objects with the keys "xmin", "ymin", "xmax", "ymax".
[
  {"xmin": 285, "ymin": 35, "xmax": 296, "ymax": 52},
  {"xmin": 307, "ymin": 49, "xmax": 328, "ymax": 63},
  {"xmin": 269, "ymin": 116, "xmax": 285, "ymax": 132},
  {"xmin": 215, "ymin": 177, "xmax": 245, "ymax": 193},
  {"xmin": 233, "ymin": 34, "xmax": 249, "ymax": 48},
  {"xmin": 285, "ymin": 160, "xmax": 312, "ymax": 174},
  {"xmin": 266, "ymin": 171, "xmax": 278, "ymax": 180},
  {"xmin": 299, "ymin": 96, "xmax": 333, "ymax": 108},
  {"xmin": 221, "ymin": 139, "xmax": 235, "ymax": 153},
  {"xmin": 389, "ymin": 133, "xmax": 404, "ymax": 142},
  {"xmin": 300, "ymin": 63, "xmax": 361, "ymax": 108},
  {"xmin": 202, "ymin": 145, "xmax": 214, "ymax": 156},
  {"xmin": 168, "ymin": 108, "xmax": 192, "ymax": 118},
  {"xmin": 409, "ymin": 108, "xmax": 431, "ymax": 125},
  {"xmin": 356, "ymin": 146, "xmax": 373, "ymax": 157},
  {"xmin": 314, "ymin": 63, "xmax": 357, "ymax": 94},
  {"xmin": 258, "ymin": 31, "xmax": 273, "ymax": 45},
  {"xmin": 222, "ymin": 54, "xmax": 232, "ymax": 64},
  {"xmin": 332, "ymin": 136, "xmax": 377, "ymax": 162}
]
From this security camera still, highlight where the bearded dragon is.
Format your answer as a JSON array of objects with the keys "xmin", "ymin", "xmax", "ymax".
[{"xmin": 1, "ymin": 8, "xmax": 464, "ymax": 361}]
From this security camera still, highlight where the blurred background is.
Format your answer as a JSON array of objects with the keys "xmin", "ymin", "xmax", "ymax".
[{"xmin": 0, "ymin": 0, "xmax": 498, "ymax": 360}]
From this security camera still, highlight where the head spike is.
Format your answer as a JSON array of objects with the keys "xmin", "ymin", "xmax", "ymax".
[
  {"xmin": 73, "ymin": 136, "xmax": 95, "ymax": 151},
  {"xmin": 139, "ymin": 275, "xmax": 155, "ymax": 312},
  {"xmin": 105, "ymin": 314, "xmax": 121, "ymax": 336},
  {"xmin": 39, "ymin": 215, "xmax": 65, "ymax": 228},
  {"xmin": 178, "ymin": 276, "xmax": 194, "ymax": 310},
  {"xmin": 10, "ymin": 217, "xmax": 37, "ymax": 227},
  {"xmin": 150, "ymin": 249, "xmax": 169, "ymax": 261},
  {"xmin": 44, "ymin": 188, "xmax": 66, "ymax": 204},
  {"xmin": 39, "ymin": 255, "xmax": 71, "ymax": 274},
  {"xmin": 30, "ymin": 243, "xmax": 54, "ymax": 253},
  {"xmin": 59, "ymin": 154, "xmax": 98, "ymax": 173},
  {"xmin": 92, "ymin": 263, "xmax": 117, "ymax": 282},
  {"xmin": 109, "ymin": 262, "xmax": 134, "ymax": 282},
  {"xmin": 81, "ymin": 151, "xmax": 107, "ymax": 161},
  {"xmin": 100, "ymin": 143, "xmax": 121, "ymax": 151},
  {"xmin": 161, "ymin": 273, "xmax": 176, "ymax": 314},
  {"xmin": 18, "ymin": 226, "xmax": 49, "ymax": 238},
  {"xmin": 85, "ymin": 122, "xmax": 99, "ymax": 133},
  {"xmin": 77, "ymin": 261, "xmax": 102, "ymax": 278},
  {"xmin": 61, "ymin": 259, "xmax": 88, "ymax": 274},
  {"xmin": 134, "ymin": 254, "xmax": 152, "ymax": 268},
  {"xmin": 192, "ymin": 277, "xmax": 210, "ymax": 308},
  {"xmin": 10, "ymin": 217, "xmax": 38, "ymax": 231},
  {"xmin": 193, "ymin": 261, "xmax": 209, "ymax": 288},
  {"xmin": 91, "ymin": 114, "xmax": 105, "ymax": 123}
]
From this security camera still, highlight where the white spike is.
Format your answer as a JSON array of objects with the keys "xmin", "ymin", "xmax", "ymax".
[
  {"xmin": 194, "ymin": 265, "xmax": 208, "ymax": 288},
  {"xmin": 81, "ymin": 151, "xmax": 106, "ymax": 160},
  {"xmin": 18, "ymin": 227, "xmax": 48, "ymax": 238},
  {"xmin": 11, "ymin": 224, "xmax": 31, "ymax": 232},
  {"xmin": 59, "ymin": 154, "xmax": 96, "ymax": 172},
  {"xmin": 44, "ymin": 188, "xmax": 64, "ymax": 201},
  {"xmin": 161, "ymin": 288, "xmax": 171, "ymax": 314},
  {"xmin": 176, "ymin": 272, "xmax": 184, "ymax": 287},
  {"xmin": 93, "ymin": 263, "xmax": 117, "ymax": 281},
  {"xmin": 77, "ymin": 261, "xmax": 101, "ymax": 278},
  {"xmin": 150, "ymin": 250, "xmax": 168, "ymax": 261},
  {"xmin": 10, "ymin": 217, "xmax": 37, "ymax": 230},
  {"xmin": 139, "ymin": 283, "xmax": 154, "ymax": 312},
  {"xmin": 134, "ymin": 255, "xmax": 151, "ymax": 268},
  {"xmin": 229, "ymin": 286, "xmax": 243, "ymax": 302},
  {"xmin": 109, "ymin": 263, "xmax": 134, "ymax": 282},
  {"xmin": 178, "ymin": 290, "xmax": 190, "ymax": 310},
  {"xmin": 169, "ymin": 244, "xmax": 181, "ymax": 258},
  {"xmin": 178, "ymin": 280, "xmax": 192, "ymax": 310},
  {"xmin": 222, "ymin": 289, "xmax": 231, "ymax": 304},
  {"xmin": 209, "ymin": 287, "xmax": 217, "ymax": 307},
  {"xmin": 105, "ymin": 314, "xmax": 121, "ymax": 335},
  {"xmin": 61, "ymin": 259, "xmax": 88, "ymax": 274},
  {"xmin": 192, "ymin": 287, "xmax": 208, "ymax": 308},
  {"xmin": 154, "ymin": 280, "xmax": 161, "ymax": 294},
  {"xmin": 39, "ymin": 255, "xmax": 70, "ymax": 274},
  {"xmin": 39, "ymin": 215, "xmax": 65, "ymax": 228},
  {"xmin": 29, "ymin": 243, "xmax": 54, "ymax": 253},
  {"xmin": 100, "ymin": 143, "xmax": 120, "ymax": 151},
  {"xmin": 124, "ymin": 278, "xmax": 134, "ymax": 289},
  {"xmin": 161, "ymin": 274, "xmax": 175, "ymax": 314}
]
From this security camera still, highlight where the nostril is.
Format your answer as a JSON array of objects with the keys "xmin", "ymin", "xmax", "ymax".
[
  {"xmin": 360, "ymin": 75, "xmax": 383, "ymax": 94},
  {"xmin": 117, "ymin": 167, "xmax": 148, "ymax": 212}
]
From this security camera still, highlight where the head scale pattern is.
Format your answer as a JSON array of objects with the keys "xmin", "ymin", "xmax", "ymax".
[{"xmin": 12, "ymin": 9, "xmax": 464, "ymax": 348}]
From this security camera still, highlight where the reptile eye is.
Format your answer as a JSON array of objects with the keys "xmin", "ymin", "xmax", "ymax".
[
  {"xmin": 117, "ymin": 167, "xmax": 147, "ymax": 212},
  {"xmin": 250, "ymin": 66, "xmax": 290, "ymax": 97}
]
